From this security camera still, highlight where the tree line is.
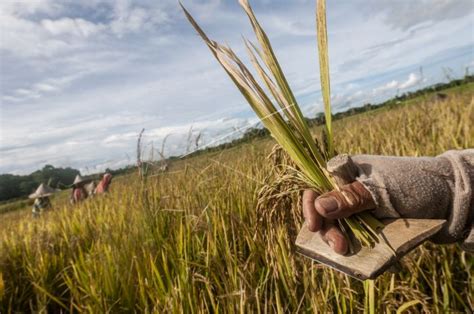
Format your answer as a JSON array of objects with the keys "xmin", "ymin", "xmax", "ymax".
[{"xmin": 0, "ymin": 165, "xmax": 80, "ymax": 202}]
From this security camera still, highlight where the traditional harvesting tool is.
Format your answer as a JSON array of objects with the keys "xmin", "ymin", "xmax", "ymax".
[
  {"xmin": 295, "ymin": 155, "xmax": 446, "ymax": 280},
  {"xmin": 182, "ymin": 0, "xmax": 447, "ymax": 280},
  {"xmin": 296, "ymin": 218, "xmax": 446, "ymax": 280}
]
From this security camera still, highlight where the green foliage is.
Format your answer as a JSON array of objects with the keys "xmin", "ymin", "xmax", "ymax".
[{"xmin": 0, "ymin": 165, "xmax": 80, "ymax": 201}]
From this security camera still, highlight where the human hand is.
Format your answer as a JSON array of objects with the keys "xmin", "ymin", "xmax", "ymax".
[
  {"xmin": 302, "ymin": 151, "xmax": 473, "ymax": 254},
  {"xmin": 302, "ymin": 181, "xmax": 375, "ymax": 255}
]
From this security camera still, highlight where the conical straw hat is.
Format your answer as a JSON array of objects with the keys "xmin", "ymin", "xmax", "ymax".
[
  {"xmin": 72, "ymin": 175, "xmax": 88, "ymax": 185},
  {"xmin": 28, "ymin": 183, "xmax": 57, "ymax": 199}
]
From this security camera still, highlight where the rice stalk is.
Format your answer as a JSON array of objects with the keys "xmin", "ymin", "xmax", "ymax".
[
  {"xmin": 316, "ymin": 0, "xmax": 333, "ymax": 157},
  {"xmin": 181, "ymin": 0, "xmax": 381, "ymax": 248}
]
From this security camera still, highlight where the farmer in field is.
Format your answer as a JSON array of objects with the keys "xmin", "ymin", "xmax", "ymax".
[
  {"xmin": 29, "ymin": 183, "xmax": 57, "ymax": 218},
  {"xmin": 95, "ymin": 173, "xmax": 113, "ymax": 195},
  {"xmin": 84, "ymin": 181, "xmax": 96, "ymax": 197},
  {"xmin": 70, "ymin": 175, "xmax": 89, "ymax": 204},
  {"xmin": 303, "ymin": 149, "xmax": 474, "ymax": 255}
]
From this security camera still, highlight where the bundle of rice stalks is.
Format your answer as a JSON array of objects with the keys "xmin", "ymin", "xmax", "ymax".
[
  {"xmin": 181, "ymin": 0, "xmax": 382, "ymax": 249},
  {"xmin": 255, "ymin": 145, "xmax": 302, "ymax": 240}
]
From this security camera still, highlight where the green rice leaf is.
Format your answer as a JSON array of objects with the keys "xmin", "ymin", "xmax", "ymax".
[{"xmin": 316, "ymin": 0, "xmax": 334, "ymax": 157}]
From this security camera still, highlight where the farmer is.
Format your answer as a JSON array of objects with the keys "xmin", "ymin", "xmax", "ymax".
[
  {"xmin": 84, "ymin": 181, "xmax": 96, "ymax": 198},
  {"xmin": 302, "ymin": 149, "xmax": 474, "ymax": 255},
  {"xmin": 95, "ymin": 173, "xmax": 112, "ymax": 195},
  {"xmin": 29, "ymin": 183, "xmax": 57, "ymax": 218},
  {"xmin": 70, "ymin": 175, "xmax": 89, "ymax": 204}
]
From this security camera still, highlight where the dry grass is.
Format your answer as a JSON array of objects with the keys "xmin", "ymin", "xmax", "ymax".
[{"xmin": 1, "ymin": 85, "xmax": 473, "ymax": 312}]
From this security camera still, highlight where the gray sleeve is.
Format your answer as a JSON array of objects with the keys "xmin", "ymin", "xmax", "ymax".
[
  {"xmin": 348, "ymin": 149, "xmax": 474, "ymax": 247},
  {"xmin": 438, "ymin": 150, "xmax": 474, "ymax": 250}
]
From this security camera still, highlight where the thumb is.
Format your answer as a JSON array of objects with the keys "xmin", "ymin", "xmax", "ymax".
[{"xmin": 315, "ymin": 181, "xmax": 375, "ymax": 219}]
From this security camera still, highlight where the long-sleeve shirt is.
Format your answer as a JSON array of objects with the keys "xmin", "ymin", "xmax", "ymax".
[
  {"xmin": 348, "ymin": 149, "xmax": 473, "ymax": 251},
  {"xmin": 71, "ymin": 187, "xmax": 87, "ymax": 204}
]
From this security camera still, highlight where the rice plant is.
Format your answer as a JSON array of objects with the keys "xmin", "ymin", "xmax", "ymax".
[{"xmin": 181, "ymin": 0, "xmax": 383, "ymax": 249}]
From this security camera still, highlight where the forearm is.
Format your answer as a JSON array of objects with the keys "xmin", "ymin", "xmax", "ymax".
[
  {"xmin": 352, "ymin": 149, "xmax": 474, "ymax": 246},
  {"xmin": 438, "ymin": 150, "xmax": 474, "ymax": 248}
]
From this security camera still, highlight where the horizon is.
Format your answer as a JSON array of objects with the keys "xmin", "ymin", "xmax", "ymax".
[
  {"xmin": 1, "ymin": 78, "xmax": 468, "ymax": 178},
  {"xmin": 1, "ymin": 0, "xmax": 473, "ymax": 175}
]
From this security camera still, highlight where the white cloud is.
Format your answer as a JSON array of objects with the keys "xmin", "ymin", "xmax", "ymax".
[
  {"xmin": 373, "ymin": 80, "xmax": 399, "ymax": 94},
  {"xmin": 363, "ymin": 0, "xmax": 474, "ymax": 31},
  {"xmin": 2, "ymin": 95, "xmax": 23, "ymax": 103},
  {"xmin": 109, "ymin": 0, "xmax": 170, "ymax": 36},
  {"xmin": 3, "ymin": 72, "xmax": 92, "ymax": 103},
  {"xmin": 34, "ymin": 83, "xmax": 59, "ymax": 93},
  {"xmin": 399, "ymin": 73, "xmax": 422, "ymax": 89},
  {"xmin": 268, "ymin": 16, "xmax": 313, "ymax": 36},
  {"xmin": 0, "ymin": 0, "xmax": 172, "ymax": 59},
  {"xmin": 0, "ymin": 13, "xmax": 70, "ymax": 58},
  {"xmin": 0, "ymin": 0, "xmax": 60, "ymax": 16},
  {"xmin": 346, "ymin": 90, "xmax": 365, "ymax": 102},
  {"xmin": 15, "ymin": 88, "xmax": 33, "ymax": 96},
  {"xmin": 328, "ymin": 71, "xmax": 427, "ymax": 112},
  {"xmin": 41, "ymin": 18, "xmax": 104, "ymax": 38},
  {"xmin": 371, "ymin": 73, "xmax": 423, "ymax": 96}
]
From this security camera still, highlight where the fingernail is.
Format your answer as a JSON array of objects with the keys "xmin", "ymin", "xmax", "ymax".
[
  {"xmin": 317, "ymin": 197, "xmax": 338, "ymax": 213},
  {"xmin": 328, "ymin": 240, "xmax": 335, "ymax": 249}
]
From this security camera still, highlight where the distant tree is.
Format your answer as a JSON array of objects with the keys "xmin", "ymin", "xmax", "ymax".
[
  {"xmin": 0, "ymin": 175, "xmax": 21, "ymax": 201},
  {"xmin": 19, "ymin": 180, "xmax": 36, "ymax": 196},
  {"xmin": 0, "ymin": 165, "xmax": 80, "ymax": 201}
]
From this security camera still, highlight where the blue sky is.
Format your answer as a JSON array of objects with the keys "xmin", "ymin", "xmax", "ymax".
[{"xmin": 1, "ymin": 0, "xmax": 473, "ymax": 174}]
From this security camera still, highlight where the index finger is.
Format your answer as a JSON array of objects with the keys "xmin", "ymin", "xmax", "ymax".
[{"xmin": 302, "ymin": 189, "xmax": 323, "ymax": 232}]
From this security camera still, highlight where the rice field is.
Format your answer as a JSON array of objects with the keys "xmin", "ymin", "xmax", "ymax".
[{"xmin": 1, "ymin": 84, "xmax": 473, "ymax": 312}]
